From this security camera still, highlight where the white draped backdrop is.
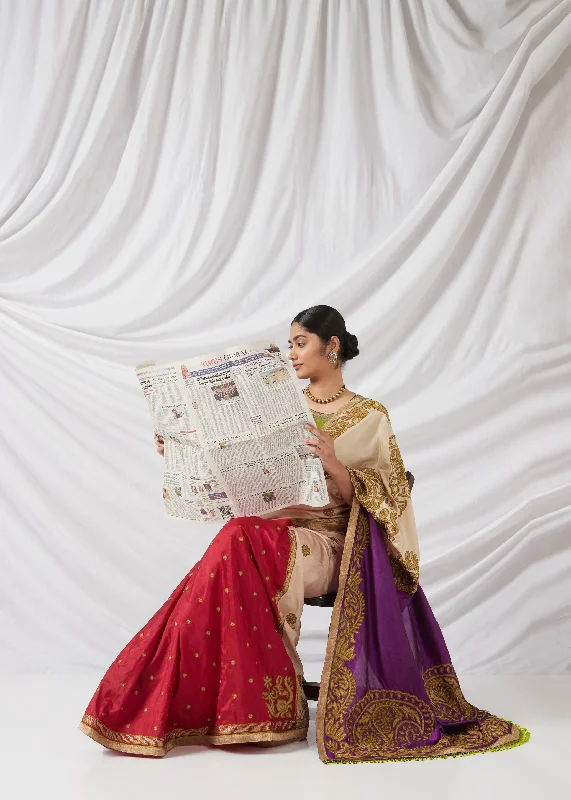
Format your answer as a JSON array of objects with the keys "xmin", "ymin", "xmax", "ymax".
[{"xmin": 1, "ymin": 0, "xmax": 570, "ymax": 678}]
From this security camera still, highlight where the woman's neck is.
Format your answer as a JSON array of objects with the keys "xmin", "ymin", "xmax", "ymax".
[{"xmin": 307, "ymin": 375, "xmax": 344, "ymax": 398}]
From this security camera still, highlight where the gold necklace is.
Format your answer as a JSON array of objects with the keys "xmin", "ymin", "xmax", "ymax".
[{"xmin": 304, "ymin": 384, "xmax": 346, "ymax": 405}]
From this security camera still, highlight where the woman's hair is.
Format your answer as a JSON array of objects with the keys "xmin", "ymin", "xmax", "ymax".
[{"xmin": 291, "ymin": 305, "xmax": 359, "ymax": 363}]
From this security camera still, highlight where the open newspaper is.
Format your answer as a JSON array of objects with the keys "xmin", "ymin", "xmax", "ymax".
[{"xmin": 136, "ymin": 342, "xmax": 329, "ymax": 523}]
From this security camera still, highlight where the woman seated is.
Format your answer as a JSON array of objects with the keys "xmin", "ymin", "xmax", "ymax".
[{"xmin": 80, "ymin": 305, "xmax": 529, "ymax": 762}]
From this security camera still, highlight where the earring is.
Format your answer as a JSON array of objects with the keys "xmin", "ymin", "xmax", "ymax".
[{"xmin": 328, "ymin": 352, "xmax": 338, "ymax": 363}]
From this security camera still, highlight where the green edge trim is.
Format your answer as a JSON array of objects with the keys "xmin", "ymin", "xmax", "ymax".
[{"xmin": 323, "ymin": 720, "xmax": 531, "ymax": 765}]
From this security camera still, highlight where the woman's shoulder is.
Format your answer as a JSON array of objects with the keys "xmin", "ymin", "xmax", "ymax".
[{"xmin": 353, "ymin": 394, "xmax": 391, "ymax": 423}]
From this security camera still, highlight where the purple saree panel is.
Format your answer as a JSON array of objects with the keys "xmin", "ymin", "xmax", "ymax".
[{"xmin": 316, "ymin": 508, "xmax": 530, "ymax": 763}]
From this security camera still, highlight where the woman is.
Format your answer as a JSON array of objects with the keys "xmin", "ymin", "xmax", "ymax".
[{"xmin": 80, "ymin": 305, "xmax": 529, "ymax": 762}]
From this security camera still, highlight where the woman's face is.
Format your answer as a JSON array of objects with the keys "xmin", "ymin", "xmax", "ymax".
[{"xmin": 288, "ymin": 322, "xmax": 337, "ymax": 380}]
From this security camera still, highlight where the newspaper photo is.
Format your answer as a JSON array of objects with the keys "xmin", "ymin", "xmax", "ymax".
[{"xmin": 135, "ymin": 342, "xmax": 329, "ymax": 522}]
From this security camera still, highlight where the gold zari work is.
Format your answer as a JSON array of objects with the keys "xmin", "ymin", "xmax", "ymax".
[
  {"xmin": 262, "ymin": 675, "xmax": 294, "ymax": 719},
  {"xmin": 320, "ymin": 397, "xmax": 390, "ymax": 441},
  {"xmin": 292, "ymin": 516, "xmax": 349, "ymax": 533},
  {"xmin": 79, "ymin": 714, "xmax": 305, "ymax": 756},
  {"xmin": 347, "ymin": 468, "xmax": 399, "ymax": 540},
  {"xmin": 389, "ymin": 551, "xmax": 419, "ymax": 594},
  {"xmin": 422, "ymin": 664, "xmax": 479, "ymax": 722},
  {"xmin": 317, "ymin": 506, "xmax": 525, "ymax": 762},
  {"xmin": 388, "ymin": 434, "xmax": 409, "ymax": 515},
  {"xmin": 273, "ymin": 527, "xmax": 297, "ymax": 637}
]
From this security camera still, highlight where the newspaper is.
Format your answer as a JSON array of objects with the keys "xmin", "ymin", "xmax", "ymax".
[{"xmin": 136, "ymin": 341, "xmax": 329, "ymax": 522}]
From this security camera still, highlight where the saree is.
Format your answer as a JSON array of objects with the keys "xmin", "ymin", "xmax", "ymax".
[
  {"xmin": 79, "ymin": 395, "xmax": 530, "ymax": 761},
  {"xmin": 315, "ymin": 396, "xmax": 530, "ymax": 762}
]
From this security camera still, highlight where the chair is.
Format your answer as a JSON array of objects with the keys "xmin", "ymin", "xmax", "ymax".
[{"xmin": 301, "ymin": 470, "xmax": 415, "ymax": 701}]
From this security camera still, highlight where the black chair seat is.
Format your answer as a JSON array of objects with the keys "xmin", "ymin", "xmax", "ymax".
[
  {"xmin": 301, "ymin": 469, "xmax": 415, "ymax": 700},
  {"xmin": 304, "ymin": 592, "xmax": 337, "ymax": 607}
]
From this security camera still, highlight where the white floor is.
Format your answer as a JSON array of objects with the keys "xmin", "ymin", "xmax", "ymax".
[{"xmin": 2, "ymin": 673, "xmax": 568, "ymax": 800}]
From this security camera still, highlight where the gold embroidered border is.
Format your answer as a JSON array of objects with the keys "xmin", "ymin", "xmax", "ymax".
[
  {"xmin": 79, "ymin": 714, "xmax": 307, "ymax": 757},
  {"xmin": 347, "ymin": 468, "xmax": 399, "ymax": 540},
  {"xmin": 290, "ymin": 515, "xmax": 349, "ymax": 533},
  {"xmin": 347, "ymin": 467, "xmax": 418, "ymax": 593},
  {"xmin": 273, "ymin": 526, "xmax": 297, "ymax": 638},
  {"xmin": 388, "ymin": 434, "xmax": 409, "ymax": 515},
  {"xmin": 389, "ymin": 550, "xmax": 419, "ymax": 594},
  {"xmin": 315, "ymin": 497, "xmax": 366, "ymax": 761},
  {"xmin": 320, "ymin": 397, "xmax": 390, "ymax": 440}
]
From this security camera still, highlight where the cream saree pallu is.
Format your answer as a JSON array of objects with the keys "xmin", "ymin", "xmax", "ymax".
[{"xmin": 314, "ymin": 396, "xmax": 530, "ymax": 763}]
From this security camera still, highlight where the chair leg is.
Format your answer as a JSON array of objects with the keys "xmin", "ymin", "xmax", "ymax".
[{"xmin": 302, "ymin": 677, "xmax": 320, "ymax": 701}]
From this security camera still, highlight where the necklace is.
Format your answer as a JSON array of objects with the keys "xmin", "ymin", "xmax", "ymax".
[{"xmin": 304, "ymin": 384, "xmax": 346, "ymax": 405}]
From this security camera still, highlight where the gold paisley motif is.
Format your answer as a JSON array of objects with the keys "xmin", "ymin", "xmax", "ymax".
[
  {"xmin": 343, "ymin": 689, "xmax": 436, "ymax": 755},
  {"xmin": 285, "ymin": 612, "xmax": 297, "ymax": 628},
  {"xmin": 262, "ymin": 675, "xmax": 294, "ymax": 719},
  {"xmin": 388, "ymin": 434, "xmax": 409, "ymax": 515},
  {"xmin": 422, "ymin": 664, "xmax": 479, "ymax": 722},
  {"xmin": 301, "ymin": 544, "xmax": 311, "ymax": 557},
  {"xmin": 327, "ymin": 702, "xmax": 520, "ymax": 761}
]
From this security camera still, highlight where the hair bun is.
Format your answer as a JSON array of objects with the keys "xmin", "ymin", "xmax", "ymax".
[{"xmin": 343, "ymin": 331, "xmax": 359, "ymax": 361}]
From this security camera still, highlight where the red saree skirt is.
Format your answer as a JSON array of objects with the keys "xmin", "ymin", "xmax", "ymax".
[{"xmin": 79, "ymin": 517, "xmax": 309, "ymax": 755}]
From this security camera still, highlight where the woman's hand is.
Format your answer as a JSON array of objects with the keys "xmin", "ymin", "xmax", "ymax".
[
  {"xmin": 302, "ymin": 424, "xmax": 340, "ymax": 475},
  {"xmin": 303, "ymin": 423, "xmax": 355, "ymax": 506},
  {"xmin": 154, "ymin": 432, "xmax": 165, "ymax": 456}
]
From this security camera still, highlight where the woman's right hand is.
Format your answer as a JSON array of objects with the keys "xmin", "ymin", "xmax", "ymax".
[{"xmin": 154, "ymin": 432, "xmax": 165, "ymax": 456}]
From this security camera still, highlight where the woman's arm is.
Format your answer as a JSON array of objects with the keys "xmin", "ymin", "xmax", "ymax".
[{"xmin": 326, "ymin": 461, "xmax": 355, "ymax": 506}]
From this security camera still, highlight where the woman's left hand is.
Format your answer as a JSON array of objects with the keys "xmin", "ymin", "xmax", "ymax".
[{"xmin": 303, "ymin": 424, "xmax": 341, "ymax": 475}]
